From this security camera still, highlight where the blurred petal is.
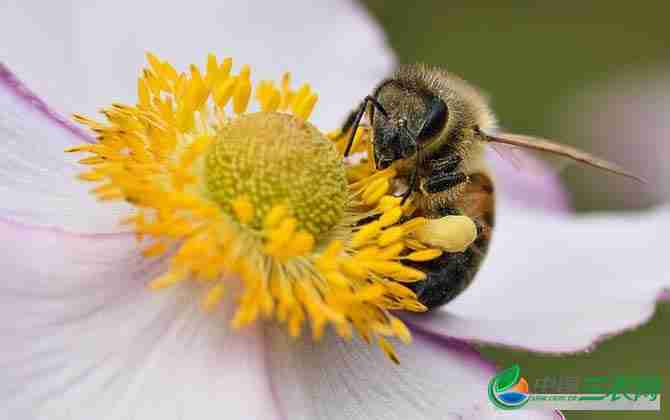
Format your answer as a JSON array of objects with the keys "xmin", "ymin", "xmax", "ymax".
[
  {"xmin": 266, "ymin": 327, "xmax": 561, "ymax": 419},
  {"xmin": 0, "ymin": 220, "xmax": 280, "ymax": 419},
  {"xmin": 551, "ymin": 68, "xmax": 670, "ymax": 210},
  {"xmin": 0, "ymin": 64, "xmax": 131, "ymax": 233},
  {"xmin": 1, "ymin": 0, "xmax": 393, "ymax": 130},
  {"xmin": 486, "ymin": 148, "xmax": 571, "ymax": 213},
  {"xmin": 404, "ymin": 204, "xmax": 670, "ymax": 353}
]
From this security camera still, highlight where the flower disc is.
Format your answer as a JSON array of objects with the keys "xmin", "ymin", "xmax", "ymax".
[{"xmin": 205, "ymin": 112, "xmax": 347, "ymax": 235}]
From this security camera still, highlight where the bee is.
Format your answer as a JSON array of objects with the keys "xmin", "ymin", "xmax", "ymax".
[{"xmin": 343, "ymin": 64, "xmax": 642, "ymax": 310}]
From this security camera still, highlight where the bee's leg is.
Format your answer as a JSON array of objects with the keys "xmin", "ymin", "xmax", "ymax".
[
  {"xmin": 406, "ymin": 172, "xmax": 495, "ymax": 309},
  {"xmin": 405, "ymin": 210, "xmax": 482, "ymax": 309},
  {"xmin": 422, "ymin": 172, "xmax": 468, "ymax": 194},
  {"xmin": 339, "ymin": 108, "xmax": 358, "ymax": 135},
  {"xmin": 344, "ymin": 95, "xmax": 388, "ymax": 157},
  {"xmin": 402, "ymin": 155, "xmax": 464, "ymax": 204}
]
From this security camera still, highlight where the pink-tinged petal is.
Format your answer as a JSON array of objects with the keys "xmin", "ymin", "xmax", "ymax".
[
  {"xmin": 486, "ymin": 148, "xmax": 571, "ymax": 213},
  {"xmin": 551, "ymin": 69, "xmax": 670, "ymax": 210},
  {"xmin": 404, "ymin": 203, "xmax": 670, "ymax": 353},
  {"xmin": 0, "ymin": 64, "xmax": 132, "ymax": 233},
  {"xmin": 0, "ymin": 220, "xmax": 280, "ymax": 419},
  {"xmin": 1, "ymin": 0, "xmax": 394, "ymax": 130},
  {"xmin": 266, "ymin": 327, "xmax": 561, "ymax": 419}
]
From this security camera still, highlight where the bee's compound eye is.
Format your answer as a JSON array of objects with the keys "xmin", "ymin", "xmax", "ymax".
[{"xmin": 419, "ymin": 97, "xmax": 448, "ymax": 141}]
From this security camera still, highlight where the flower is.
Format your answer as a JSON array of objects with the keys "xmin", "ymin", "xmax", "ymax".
[
  {"xmin": 65, "ymin": 52, "xmax": 457, "ymax": 360},
  {"xmin": 1, "ymin": 1, "xmax": 668, "ymax": 419}
]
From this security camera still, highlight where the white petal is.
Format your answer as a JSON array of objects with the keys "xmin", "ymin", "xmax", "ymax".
[
  {"xmin": 1, "ymin": 0, "xmax": 394, "ymax": 130},
  {"xmin": 1, "ymin": 0, "xmax": 393, "ymax": 233},
  {"xmin": 0, "ymin": 221, "xmax": 280, "ymax": 419},
  {"xmin": 266, "ymin": 327, "xmax": 561, "ymax": 419},
  {"xmin": 0, "ymin": 65, "xmax": 132, "ymax": 233},
  {"xmin": 404, "ymin": 204, "xmax": 670, "ymax": 353},
  {"xmin": 485, "ymin": 148, "xmax": 570, "ymax": 213}
]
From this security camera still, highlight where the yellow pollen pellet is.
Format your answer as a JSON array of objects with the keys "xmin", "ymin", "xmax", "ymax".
[
  {"xmin": 232, "ymin": 196, "xmax": 255, "ymax": 224},
  {"xmin": 415, "ymin": 215, "xmax": 478, "ymax": 253}
]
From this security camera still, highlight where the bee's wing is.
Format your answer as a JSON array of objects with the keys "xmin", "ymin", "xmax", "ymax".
[{"xmin": 483, "ymin": 131, "xmax": 645, "ymax": 183}]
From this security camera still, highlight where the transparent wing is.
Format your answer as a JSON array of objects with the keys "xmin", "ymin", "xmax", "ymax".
[{"xmin": 483, "ymin": 130, "xmax": 645, "ymax": 182}]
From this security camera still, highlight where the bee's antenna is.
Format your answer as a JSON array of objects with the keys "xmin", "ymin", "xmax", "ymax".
[{"xmin": 344, "ymin": 95, "xmax": 388, "ymax": 157}]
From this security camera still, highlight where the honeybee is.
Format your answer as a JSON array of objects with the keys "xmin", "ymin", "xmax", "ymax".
[{"xmin": 343, "ymin": 64, "xmax": 641, "ymax": 309}]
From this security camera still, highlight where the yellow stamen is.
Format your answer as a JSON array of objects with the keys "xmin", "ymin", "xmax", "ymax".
[
  {"xmin": 404, "ymin": 249, "xmax": 443, "ymax": 261},
  {"xmin": 202, "ymin": 283, "xmax": 226, "ymax": 311},
  {"xmin": 67, "ymin": 53, "xmax": 456, "ymax": 363},
  {"xmin": 149, "ymin": 270, "xmax": 187, "ymax": 290},
  {"xmin": 231, "ymin": 196, "xmax": 255, "ymax": 224}
]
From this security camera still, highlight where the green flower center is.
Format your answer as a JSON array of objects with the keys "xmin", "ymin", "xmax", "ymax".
[{"xmin": 204, "ymin": 112, "xmax": 347, "ymax": 235}]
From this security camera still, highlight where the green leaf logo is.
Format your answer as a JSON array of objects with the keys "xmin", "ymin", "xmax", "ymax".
[{"xmin": 494, "ymin": 364, "xmax": 521, "ymax": 393}]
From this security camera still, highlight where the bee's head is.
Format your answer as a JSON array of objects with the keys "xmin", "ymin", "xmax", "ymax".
[{"xmin": 371, "ymin": 81, "xmax": 449, "ymax": 170}]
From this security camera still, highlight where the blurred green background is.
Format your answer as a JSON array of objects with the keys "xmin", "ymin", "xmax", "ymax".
[{"xmin": 360, "ymin": 1, "xmax": 669, "ymax": 418}]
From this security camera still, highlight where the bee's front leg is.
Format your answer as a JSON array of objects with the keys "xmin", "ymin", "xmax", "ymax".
[
  {"xmin": 405, "ymin": 203, "xmax": 480, "ymax": 309},
  {"xmin": 406, "ymin": 171, "xmax": 495, "ymax": 309}
]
